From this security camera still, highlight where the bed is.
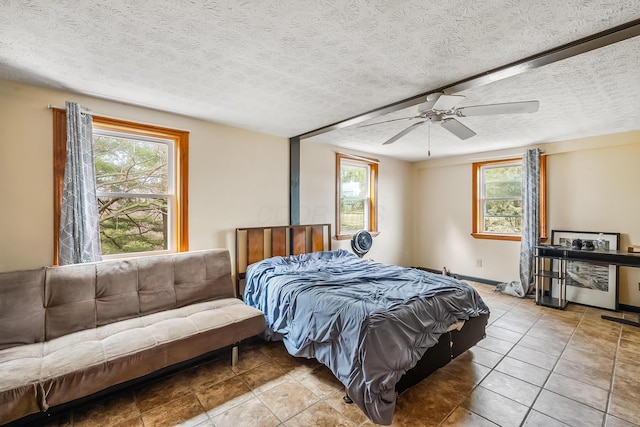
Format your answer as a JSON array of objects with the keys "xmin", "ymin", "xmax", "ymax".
[{"xmin": 236, "ymin": 224, "xmax": 490, "ymax": 425}]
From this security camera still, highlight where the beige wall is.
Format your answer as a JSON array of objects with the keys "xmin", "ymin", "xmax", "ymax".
[
  {"xmin": 415, "ymin": 161, "xmax": 521, "ymax": 281},
  {"xmin": 4, "ymin": 78, "xmax": 638, "ymax": 307},
  {"xmin": 413, "ymin": 131, "xmax": 640, "ymax": 306},
  {"xmin": 0, "ymin": 79, "xmax": 415, "ymax": 276},
  {"xmin": 0, "ymin": 79, "xmax": 289, "ymax": 272},
  {"xmin": 299, "ymin": 142, "xmax": 414, "ymax": 266}
]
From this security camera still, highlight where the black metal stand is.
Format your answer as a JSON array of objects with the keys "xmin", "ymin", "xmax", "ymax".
[{"xmin": 536, "ymin": 245, "xmax": 640, "ymax": 324}]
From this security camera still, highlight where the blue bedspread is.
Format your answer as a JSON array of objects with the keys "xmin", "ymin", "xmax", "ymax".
[{"xmin": 244, "ymin": 250, "xmax": 489, "ymax": 425}]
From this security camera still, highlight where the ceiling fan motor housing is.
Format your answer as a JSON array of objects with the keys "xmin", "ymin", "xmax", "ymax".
[{"xmin": 366, "ymin": 92, "xmax": 539, "ymax": 147}]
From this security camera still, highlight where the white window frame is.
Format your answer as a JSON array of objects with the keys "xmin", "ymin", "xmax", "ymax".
[
  {"xmin": 479, "ymin": 160, "xmax": 523, "ymax": 237},
  {"xmin": 335, "ymin": 153, "xmax": 378, "ymax": 239},
  {"xmin": 93, "ymin": 128, "xmax": 177, "ymax": 257},
  {"xmin": 52, "ymin": 109, "xmax": 190, "ymax": 265},
  {"xmin": 472, "ymin": 156, "xmax": 547, "ymax": 242}
]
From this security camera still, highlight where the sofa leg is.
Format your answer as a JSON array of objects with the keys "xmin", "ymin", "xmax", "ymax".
[
  {"xmin": 343, "ymin": 387, "xmax": 353, "ymax": 404},
  {"xmin": 231, "ymin": 345, "xmax": 239, "ymax": 367}
]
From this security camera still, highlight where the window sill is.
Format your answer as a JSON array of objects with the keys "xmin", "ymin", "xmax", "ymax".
[
  {"xmin": 334, "ymin": 231, "xmax": 380, "ymax": 241},
  {"xmin": 471, "ymin": 233, "xmax": 521, "ymax": 241}
]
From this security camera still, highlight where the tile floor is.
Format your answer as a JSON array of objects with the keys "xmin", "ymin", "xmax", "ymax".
[{"xmin": 40, "ymin": 282, "xmax": 640, "ymax": 427}]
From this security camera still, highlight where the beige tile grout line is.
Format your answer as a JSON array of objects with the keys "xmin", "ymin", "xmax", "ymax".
[
  {"xmin": 604, "ymin": 316, "xmax": 623, "ymax": 427},
  {"xmin": 467, "ymin": 298, "xmax": 548, "ymax": 427},
  {"xmin": 522, "ymin": 305, "xmax": 586, "ymax": 427},
  {"xmin": 450, "ymin": 296, "xmax": 600, "ymax": 427},
  {"xmin": 436, "ymin": 291, "xmax": 528, "ymax": 426}
]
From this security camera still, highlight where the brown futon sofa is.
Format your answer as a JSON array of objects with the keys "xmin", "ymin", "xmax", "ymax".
[{"xmin": 0, "ymin": 249, "xmax": 265, "ymax": 425}]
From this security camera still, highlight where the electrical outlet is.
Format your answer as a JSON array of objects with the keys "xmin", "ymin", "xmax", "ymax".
[{"xmin": 476, "ymin": 259, "xmax": 483, "ymax": 267}]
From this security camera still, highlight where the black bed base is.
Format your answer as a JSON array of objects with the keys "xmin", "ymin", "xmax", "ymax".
[{"xmin": 395, "ymin": 313, "xmax": 489, "ymax": 393}]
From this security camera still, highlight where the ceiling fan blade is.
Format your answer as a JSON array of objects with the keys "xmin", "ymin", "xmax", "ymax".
[
  {"xmin": 382, "ymin": 121, "xmax": 427, "ymax": 145},
  {"xmin": 432, "ymin": 94, "xmax": 465, "ymax": 111},
  {"xmin": 441, "ymin": 118, "xmax": 476, "ymax": 140},
  {"xmin": 456, "ymin": 100, "xmax": 539, "ymax": 117},
  {"xmin": 358, "ymin": 116, "xmax": 415, "ymax": 128}
]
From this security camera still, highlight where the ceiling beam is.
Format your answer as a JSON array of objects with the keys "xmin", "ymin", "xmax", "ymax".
[{"xmin": 297, "ymin": 18, "xmax": 640, "ymax": 140}]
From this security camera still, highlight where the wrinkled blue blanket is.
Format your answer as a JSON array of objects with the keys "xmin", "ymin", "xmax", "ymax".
[{"xmin": 244, "ymin": 250, "xmax": 489, "ymax": 425}]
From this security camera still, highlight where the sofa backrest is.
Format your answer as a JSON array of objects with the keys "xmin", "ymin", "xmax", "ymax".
[
  {"xmin": 0, "ymin": 268, "xmax": 46, "ymax": 350},
  {"xmin": 0, "ymin": 249, "xmax": 234, "ymax": 349}
]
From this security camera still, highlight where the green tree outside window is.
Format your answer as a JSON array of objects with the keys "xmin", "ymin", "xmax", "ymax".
[{"xmin": 94, "ymin": 134, "xmax": 172, "ymax": 255}]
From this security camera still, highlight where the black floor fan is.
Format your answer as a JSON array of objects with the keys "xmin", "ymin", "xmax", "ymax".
[{"xmin": 350, "ymin": 230, "xmax": 373, "ymax": 258}]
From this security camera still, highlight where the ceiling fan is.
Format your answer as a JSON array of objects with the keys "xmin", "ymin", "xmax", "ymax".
[{"xmin": 360, "ymin": 92, "xmax": 539, "ymax": 145}]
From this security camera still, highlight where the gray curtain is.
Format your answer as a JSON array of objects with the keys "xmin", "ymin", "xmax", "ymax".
[
  {"xmin": 495, "ymin": 148, "xmax": 541, "ymax": 297},
  {"xmin": 58, "ymin": 101, "xmax": 102, "ymax": 265}
]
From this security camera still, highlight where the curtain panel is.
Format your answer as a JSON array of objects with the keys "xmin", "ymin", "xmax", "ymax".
[
  {"xmin": 58, "ymin": 101, "xmax": 102, "ymax": 265},
  {"xmin": 519, "ymin": 148, "xmax": 541, "ymax": 295},
  {"xmin": 495, "ymin": 148, "xmax": 541, "ymax": 297}
]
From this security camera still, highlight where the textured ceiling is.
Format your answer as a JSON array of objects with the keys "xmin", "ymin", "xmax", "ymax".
[
  {"xmin": 1, "ymin": 1, "xmax": 639, "ymax": 161},
  {"xmin": 309, "ymin": 35, "xmax": 640, "ymax": 160}
]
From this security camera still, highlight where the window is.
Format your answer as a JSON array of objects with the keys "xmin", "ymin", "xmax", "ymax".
[
  {"xmin": 93, "ymin": 130, "xmax": 173, "ymax": 255},
  {"xmin": 472, "ymin": 157, "xmax": 546, "ymax": 241},
  {"xmin": 335, "ymin": 153, "xmax": 378, "ymax": 239},
  {"xmin": 53, "ymin": 111, "xmax": 189, "ymax": 263}
]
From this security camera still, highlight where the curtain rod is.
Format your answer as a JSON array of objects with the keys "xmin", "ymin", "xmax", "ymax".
[
  {"xmin": 47, "ymin": 104, "xmax": 190, "ymax": 132},
  {"xmin": 48, "ymin": 103, "xmax": 125, "ymax": 123},
  {"xmin": 467, "ymin": 149, "xmax": 545, "ymax": 163},
  {"xmin": 48, "ymin": 103, "xmax": 125, "ymax": 121},
  {"xmin": 48, "ymin": 104, "xmax": 90, "ymax": 112}
]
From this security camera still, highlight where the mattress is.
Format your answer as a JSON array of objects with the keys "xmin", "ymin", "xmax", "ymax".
[{"xmin": 243, "ymin": 249, "xmax": 489, "ymax": 425}]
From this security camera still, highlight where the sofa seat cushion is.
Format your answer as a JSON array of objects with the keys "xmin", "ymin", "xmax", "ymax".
[{"xmin": 0, "ymin": 298, "xmax": 265, "ymax": 423}]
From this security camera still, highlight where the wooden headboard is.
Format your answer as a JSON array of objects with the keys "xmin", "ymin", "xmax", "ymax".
[{"xmin": 235, "ymin": 223, "xmax": 332, "ymax": 297}]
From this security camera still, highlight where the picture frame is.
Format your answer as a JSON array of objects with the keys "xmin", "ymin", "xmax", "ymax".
[{"xmin": 551, "ymin": 230, "xmax": 620, "ymax": 310}]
